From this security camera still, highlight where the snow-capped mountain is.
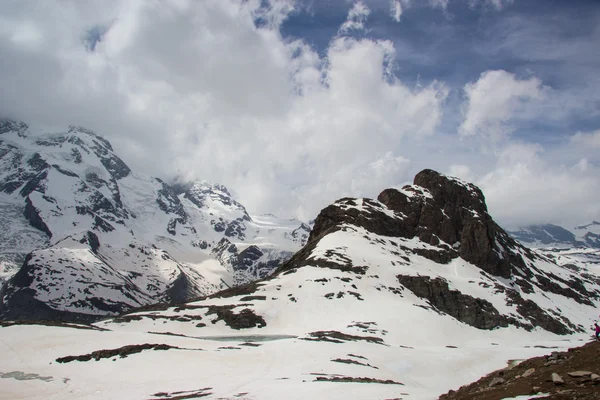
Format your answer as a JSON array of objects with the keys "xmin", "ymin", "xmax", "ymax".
[
  {"xmin": 509, "ymin": 222, "xmax": 600, "ymax": 249},
  {"xmin": 0, "ymin": 118, "xmax": 309, "ymax": 321},
  {"xmin": 1, "ymin": 169, "xmax": 598, "ymax": 400}
]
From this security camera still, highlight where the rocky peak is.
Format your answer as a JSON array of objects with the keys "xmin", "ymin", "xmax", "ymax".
[
  {"xmin": 184, "ymin": 181, "xmax": 251, "ymax": 221},
  {"xmin": 0, "ymin": 118, "xmax": 28, "ymax": 137},
  {"xmin": 378, "ymin": 169, "xmax": 526, "ymax": 278},
  {"xmin": 574, "ymin": 221, "xmax": 600, "ymax": 249},
  {"xmin": 295, "ymin": 169, "xmax": 536, "ymax": 280}
]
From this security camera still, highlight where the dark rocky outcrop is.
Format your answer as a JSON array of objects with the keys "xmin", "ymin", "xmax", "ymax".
[
  {"xmin": 80, "ymin": 231, "xmax": 100, "ymax": 254},
  {"xmin": 23, "ymin": 196, "xmax": 52, "ymax": 238},
  {"xmin": 166, "ymin": 271, "xmax": 203, "ymax": 304},
  {"xmin": 56, "ymin": 343, "xmax": 177, "ymax": 363},
  {"xmin": 156, "ymin": 179, "xmax": 188, "ymax": 222},
  {"xmin": 0, "ymin": 285, "xmax": 103, "ymax": 323},
  {"xmin": 378, "ymin": 169, "xmax": 525, "ymax": 279},
  {"xmin": 303, "ymin": 330, "xmax": 385, "ymax": 345},
  {"xmin": 397, "ymin": 275, "xmax": 509, "ymax": 330},
  {"xmin": 206, "ymin": 305, "xmax": 266, "ymax": 329}
]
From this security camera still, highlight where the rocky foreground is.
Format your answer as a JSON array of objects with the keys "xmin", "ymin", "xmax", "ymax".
[{"xmin": 440, "ymin": 339, "xmax": 600, "ymax": 400}]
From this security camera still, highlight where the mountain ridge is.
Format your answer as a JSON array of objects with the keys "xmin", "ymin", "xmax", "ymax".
[{"xmin": 0, "ymin": 118, "xmax": 308, "ymax": 321}]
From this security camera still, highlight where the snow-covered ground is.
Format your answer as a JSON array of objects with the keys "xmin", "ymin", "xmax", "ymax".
[
  {"xmin": 3, "ymin": 221, "xmax": 596, "ymax": 399},
  {"xmin": 0, "ymin": 303, "xmax": 592, "ymax": 399}
]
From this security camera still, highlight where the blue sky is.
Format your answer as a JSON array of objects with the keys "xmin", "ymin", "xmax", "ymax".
[
  {"xmin": 0, "ymin": 0, "xmax": 598, "ymax": 228},
  {"xmin": 282, "ymin": 0, "xmax": 600, "ymax": 139}
]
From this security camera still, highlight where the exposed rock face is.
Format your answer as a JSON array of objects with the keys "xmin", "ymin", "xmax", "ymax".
[
  {"xmin": 23, "ymin": 196, "xmax": 52, "ymax": 238},
  {"xmin": 212, "ymin": 238, "xmax": 290, "ymax": 285},
  {"xmin": 396, "ymin": 275, "xmax": 509, "ymax": 330},
  {"xmin": 378, "ymin": 169, "xmax": 527, "ymax": 279}
]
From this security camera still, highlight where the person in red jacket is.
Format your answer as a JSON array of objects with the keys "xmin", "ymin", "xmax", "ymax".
[{"xmin": 594, "ymin": 322, "xmax": 600, "ymax": 340}]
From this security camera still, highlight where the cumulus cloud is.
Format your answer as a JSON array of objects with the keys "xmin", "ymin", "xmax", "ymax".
[
  {"xmin": 571, "ymin": 129, "xmax": 600, "ymax": 149},
  {"xmin": 447, "ymin": 164, "xmax": 476, "ymax": 183},
  {"xmin": 0, "ymin": 0, "xmax": 447, "ymax": 221},
  {"xmin": 339, "ymin": 1, "xmax": 371, "ymax": 34},
  {"xmin": 459, "ymin": 70, "xmax": 545, "ymax": 139},
  {"xmin": 477, "ymin": 143, "xmax": 600, "ymax": 229},
  {"xmin": 0, "ymin": 0, "xmax": 596, "ymax": 229}
]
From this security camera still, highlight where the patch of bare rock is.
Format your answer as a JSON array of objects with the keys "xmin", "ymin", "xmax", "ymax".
[
  {"xmin": 302, "ymin": 330, "xmax": 385, "ymax": 345},
  {"xmin": 56, "ymin": 343, "xmax": 179, "ymax": 363},
  {"xmin": 313, "ymin": 375, "xmax": 403, "ymax": 385},
  {"xmin": 439, "ymin": 340, "xmax": 600, "ymax": 400},
  {"xmin": 148, "ymin": 387, "xmax": 212, "ymax": 399}
]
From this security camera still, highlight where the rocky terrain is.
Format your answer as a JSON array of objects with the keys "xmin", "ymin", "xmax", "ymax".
[
  {"xmin": 440, "ymin": 339, "xmax": 600, "ymax": 400},
  {"xmin": 0, "ymin": 118, "xmax": 309, "ymax": 321}
]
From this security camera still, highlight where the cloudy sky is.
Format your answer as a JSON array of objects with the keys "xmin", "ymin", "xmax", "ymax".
[{"xmin": 1, "ymin": 0, "xmax": 599, "ymax": 229}]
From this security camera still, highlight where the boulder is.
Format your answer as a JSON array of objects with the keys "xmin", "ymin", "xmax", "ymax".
[{"xmin": 552, "ymin": 373, "xmax": 565, "ymax": 385}]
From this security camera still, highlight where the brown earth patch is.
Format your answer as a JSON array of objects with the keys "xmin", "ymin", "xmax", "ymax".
[{"xmin": 439, "ymin": 340, "xmax": 600, "ymax": 400}]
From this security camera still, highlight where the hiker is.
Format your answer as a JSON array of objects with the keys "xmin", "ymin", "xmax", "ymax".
[{"xmin": 594, "ymin": 322, "xmax": 600, "ymax": 340}]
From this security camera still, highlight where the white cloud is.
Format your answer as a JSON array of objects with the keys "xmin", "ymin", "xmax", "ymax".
[
  {"xmin": 339, "ymin": 1, "xmax": 371, "ymax": 34},
  {"xmin": 390, "ymin": 0, "xmax": 411, "ymax": 22},
  {"xmin": 459, "ymin": 70, "xmax": 545, "ymax": 139},
  {"xmin": 469, "ymin": 0, "xmax": 515, "ymax": 10},
  {"xmin": 478, "ymin": 143, "xmax": 600, "ymax": 229},
  {"xmin": 429, "ymin": 0, "xmax": 449, "ymax": 10},
  {"xmin": 0, "ymin": 0, "xmax": 447, "ymax": 221},
  {"xmin": 447, "ymin": 164, "xmax": 475, "ymax": 183},
  {"xmin": 571, "ymin": 129, "xmax": 600, "ymax": 149},
  {"xmin": 390, "ymin": 0, "xmax": 403, "ymax": 22},
  {"xmin": 352, "ymin": 152, "xmax": 411, "ymax": 193}
]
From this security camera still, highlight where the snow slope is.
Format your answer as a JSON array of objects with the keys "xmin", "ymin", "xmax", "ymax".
[
  {"xmin": 0, "ymin": 170, "xmax": 598, "ymax": 399},
  {"xmin": 0, "ymin": 119, "xmax": 308, "ymax": 320}
]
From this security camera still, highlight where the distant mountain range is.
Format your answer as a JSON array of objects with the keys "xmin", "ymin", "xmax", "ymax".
[
  {"xmin": 0, "ymin": 118, "xmax": 309, "ymax": 321},
  {"xmin": 508, "ymin": 222, "xmax": 600, "ymax": 249}
]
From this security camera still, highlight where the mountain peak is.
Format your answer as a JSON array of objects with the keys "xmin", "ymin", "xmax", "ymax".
[
  {"xmin": 67, "ymin": 125, "xmax": 114, "ymax": 152},
  {"xmin": 184, "ymin": 181, "xmax": 250, "ymax": 221},
  {"xmin": 412, "ymin": 169, "xmax": 488, "ymax": 213},
  {"xmin": 0, "ymin": 118, "xmax": 28, "ymax": 137}
]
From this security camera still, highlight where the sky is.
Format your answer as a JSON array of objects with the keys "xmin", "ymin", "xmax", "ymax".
[{"xmin": 0, "ymin": 0, "xmax": 599, "ymax": 229}]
